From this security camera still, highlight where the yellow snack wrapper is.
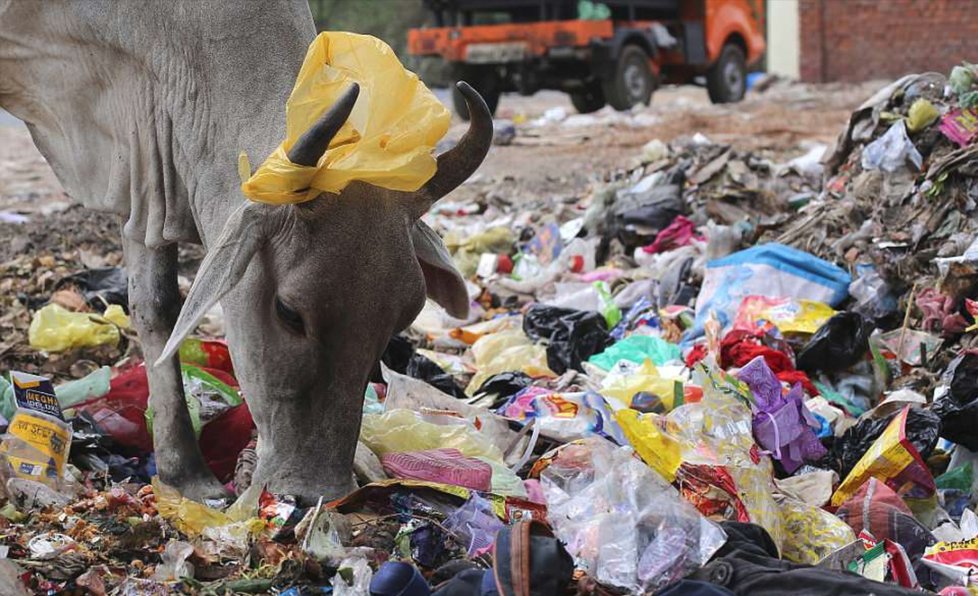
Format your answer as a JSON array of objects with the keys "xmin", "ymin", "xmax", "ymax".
[
  {"xmin": 242, "ymin": 31, "xmax": 451, "ymax": 204},
  {"xmin": 615, "ymin": 408, "xmax": 682, "ymax": 482}
]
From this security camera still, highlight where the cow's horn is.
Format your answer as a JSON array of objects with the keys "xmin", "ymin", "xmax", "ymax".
[
  {"xmin": 409, "ymin": 81, "xmax": 492, "ymax": 218},
  {"xmin": 287, "ymin": 83, "xmax": 360, "ymax": 167}
]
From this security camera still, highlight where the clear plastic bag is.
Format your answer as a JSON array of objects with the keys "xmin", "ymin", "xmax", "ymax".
[
  {"xmin": 360, "ymin": 409, "xmax": 525, "ymax": 496},
  {"xmin": 539, "ymin": 437, "xmax": 726, "ymax": 594},
  {"xmin": 241, "ymin": 32, "xmax": 450, "ymax": 204}
]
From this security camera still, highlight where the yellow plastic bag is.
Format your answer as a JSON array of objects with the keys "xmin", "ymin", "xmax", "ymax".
[
  {"xmin": 28, "ymin": 304, "xmax": 130, "ymax": 352},
  {"xmin": 360, "ymin": 408, "xmax": 503, "ymax": 462},
  {"xmin": 465, "ymin": 329, "xmax": 556, "ymax": 395},
  {"xmin": 241, "ymin": 32, "xmax": 450, "ymax": 204},
  {"xmin": 615, "ymin": 408, "xmax": 682, "ymax": 482},
  {"xmin": 153, "ymin": 477, "xmax": 234, "ymax": 536},
  {"xmin": 599, "ymin": 359, "xmax": 680, "ymax": 410}
]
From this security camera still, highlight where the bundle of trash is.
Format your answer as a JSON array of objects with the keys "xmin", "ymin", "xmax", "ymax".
[{"xmin": 6, "ymin": 64, "xmax": 978, "ymax": 595}]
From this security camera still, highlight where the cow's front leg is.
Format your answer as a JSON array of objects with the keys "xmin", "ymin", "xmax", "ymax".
[{"xmin": 123, "ymin": 238, "xmax": 228, "ymax": 501}]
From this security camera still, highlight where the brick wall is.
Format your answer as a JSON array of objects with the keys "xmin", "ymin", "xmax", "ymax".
[{"xmin": 799, "ymin": 0, "xmax": 978, "ymax": 83}]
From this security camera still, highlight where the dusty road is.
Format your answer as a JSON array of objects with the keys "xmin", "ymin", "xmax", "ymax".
[{"xmin": 0, "ymin": 80, "xmax": 880, "ymax": 262}]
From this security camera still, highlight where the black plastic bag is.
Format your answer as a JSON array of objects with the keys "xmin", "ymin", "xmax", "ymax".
[
  {"xmin": 381, "ymin": 334, "xmax": 415, "ymax": 374},
  {"xmin": 833, "ymin": 407, "xmax": 941, "ymax": 477},
  {"xmin": 56, "ymin": 267, "xmax": 128, "ymax": 310},
  {"xmin": 610, "ymin": 167, "xmax": 686, "ymax": 251},
  {"xmin": 474, "ymin": 372, "xmax": 534, "ymax": 408},
  {"xmin": 797, "ymin": 312, "xmax": 870, "ymax": 374},
  {"xmin": 523, "ymin": 305, "xmax": 612, "ymax": 374},
  {"xmin": 406, "ymin": 353, "xmax": 467, "ymax": 399},
  {"xmin": 933, "ymin": 352, "xmax": 978, "ymax": 450}
]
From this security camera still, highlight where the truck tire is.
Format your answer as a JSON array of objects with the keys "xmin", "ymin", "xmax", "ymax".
[
  {"xmin": 569, "ymin": 84, "xmax": 606, "ymax": 114},
  {"xmin": 602, "ymin": 44, "xmax": 655, "ymax": 111},
  {"xmin": 707, "ymin": 43, "xmax": 747, "ymax": 104},
  {"xmin": 453, "ymin": 75, "xmax": 500, "ymax": 121}
]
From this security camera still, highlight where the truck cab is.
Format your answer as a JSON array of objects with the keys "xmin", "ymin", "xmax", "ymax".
[{"xmin": 408, "ymin": 0, "xmax": 766, "ymax": 119}]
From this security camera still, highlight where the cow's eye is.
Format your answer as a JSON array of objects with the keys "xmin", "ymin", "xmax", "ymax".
[{"xmin": 274, "ymin": 297, "xmax": 304, "ymax": 333}]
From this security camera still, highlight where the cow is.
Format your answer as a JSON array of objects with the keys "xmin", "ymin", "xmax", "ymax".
[{"xmin": 0, "ymin": 0, "xmax": 491, "ymax": 503}]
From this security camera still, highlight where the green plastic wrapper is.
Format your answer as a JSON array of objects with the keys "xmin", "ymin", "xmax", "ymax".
[{"xmin": 588, "ymin": 335, "xmax": 681, "ymax": 370}]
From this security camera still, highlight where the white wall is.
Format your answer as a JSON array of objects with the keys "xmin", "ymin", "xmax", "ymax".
[{"xmin": 766, "ymin": 0, "xmax": 800, "ymax": 79}]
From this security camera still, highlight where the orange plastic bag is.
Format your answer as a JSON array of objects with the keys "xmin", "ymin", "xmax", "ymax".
[{"xmin": 241, "ymin": 32, "xmax": 451, "ymax": 204}]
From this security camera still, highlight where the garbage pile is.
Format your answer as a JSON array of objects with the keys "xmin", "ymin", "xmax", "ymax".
[{"xmin": 6, "ymin": 66, "xmax": 978, "ymax": 595}]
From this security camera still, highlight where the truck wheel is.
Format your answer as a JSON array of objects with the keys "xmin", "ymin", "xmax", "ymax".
[
  {"xmin": 707, "ymin": 43, "xmax": 747, "ymax": 104},
  {"xmin": 602, "ymin": 45, "xmax": 655, "ymax": 111},
  {"xmin": 569, "ymin": 84, "xmax": 606, "ymax": 114},
  {"xmin": 453, "ymin": 76, "xmax": 500, "ymax": 121}
]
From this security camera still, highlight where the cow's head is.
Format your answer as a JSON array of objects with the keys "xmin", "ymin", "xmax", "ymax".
[{"xmin": 158, "ymin": 83, "xmax": 491, "ymax": 503}]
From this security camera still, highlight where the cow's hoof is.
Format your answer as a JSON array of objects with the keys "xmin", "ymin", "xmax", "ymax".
[{"xmin": 167, "ymin": 473, "xmax": 232, "ymax": 504}]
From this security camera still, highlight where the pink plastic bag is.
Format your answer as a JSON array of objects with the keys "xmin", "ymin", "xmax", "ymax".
[{"xmin": 380, "ymin": 448, "xmax": 492, "ymax": 491}]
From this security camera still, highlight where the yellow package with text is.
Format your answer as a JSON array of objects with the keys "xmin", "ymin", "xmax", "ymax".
[
  {"xmin": 0, "ymin": 410, "xmax": 71, "ymax": 486},
  {"xmin": 241, "ymin": 32, "xmax": 451, "ymax": 204}
]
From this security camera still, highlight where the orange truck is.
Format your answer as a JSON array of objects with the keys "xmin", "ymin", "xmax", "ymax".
[{"xmin": 407, "ymin": 0, "xmax": 766, "ymax": 119}]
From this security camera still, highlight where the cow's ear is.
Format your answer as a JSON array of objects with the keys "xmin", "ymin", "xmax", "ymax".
[
  {"xmin": 410, "ymin": 220, "xmax": 470, "ymax": 319},
  {"xmin": 156, "ymin": 202, "xmax": 265, "ymax": 365}
]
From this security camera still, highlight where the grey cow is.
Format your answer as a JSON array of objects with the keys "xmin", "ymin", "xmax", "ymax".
[{"xmin": 0, "ymin": 1, "xmax": 491, "ymax": 503}]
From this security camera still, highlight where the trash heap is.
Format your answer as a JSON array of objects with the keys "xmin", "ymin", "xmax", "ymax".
[{"xmin": 6, "ymin": 66, "xmax": 978, "ymax": 595}]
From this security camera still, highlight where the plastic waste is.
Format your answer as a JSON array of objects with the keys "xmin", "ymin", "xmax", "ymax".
[
  {"xmin": 685, "ymin": 243, "xmax": 851, "ymax": 345},
  {"xmin": 835, "ymin": 478, "xmax": 936, "ymax": 561},
  {"xmin": 0, "ymin": 372, "xmax": 72, "ymax": 488},
  {"xmin": 906, "ymin": 98, "xmax": 940, "ymax": 133},
  {"xmin": 370, "ymin": 561, "xmax": 430, "ymax": 596},
  {"xmin": 241, "ymin": 32, "xmax": 450, "ymax": 204},
  {"xmin": 332, "ymin": 556, "xmax": 373, "ymax": 596},
  {"xmin": 615, "ymin": 409, "xmax": 683, "ymax": 482},
  {"xmin": 849, "ymin": 269, "xmax": 900, "ymax": 321},
  {"xmin": 732, "ymin": 295, "xmax": 836, "ymax": 335},
  {"xmin": 667, "ymin": 366, "xmax": 786, "ymax": 550},
  {"xmin": 600, "ymin": 359, "xmax": 682, "ymax": 412},
  {"xmin": 737, "ymin": 356, "xmax": 827, "ymax": 473},
  {"xmin": 152, "ymin": 540, "xmax": 194, "ymax": 581},
  {"xmin": 933, "ymin": 352, "xmax": 978, "ymax": 450},
  {"xmin": 443, "ymin": 494, "xmax": 504, "ymax": 556},
  {"xmin": 28, "ymin": 303, "xmax": 130, "ymax": 352},
  {"xmin": 381, "ymin": 449, "xmax": 492, "ymax": 491},
  {"xmin": 55, "ymin": 267, "xmax": 128, "ymax": 310},
  {"xmin": 588, "ymin": 335, "xmax": 681, "ymax": 370},
  {"xmin": 464, "ymin": 329, "xmax": 556, "ymax": 396},
  {"xmin": 834, "ymin": 405, "xmax": 940, "ymax": 478},
  {"xmin": 777, "ymin": 495, "xmax": 857, "ymax": 565},
  {"xmin": 522, "ymin": 305, "xmax": 612, "ymax": 373},
  {"xmin": 796, "ymin": 312, "xmax": 870, "ymax": 374},
  {"xmin": 496, "ymin": 387, "xmax": 626, "ymax": 444},
  {"xmin": 152, "ymin": 477, "xmax": 233, "ymax": 537},
  {"xmin": 950, "ymin": 64, "xmax": 977, "ymax": 94},
  {"xmin": 861, "ymin": 120, "xmax": 922, "ymax": 172},
  {"xmin": 538, "ymin": 438, "xmax": 726, "ymax": 593},
  {"xmin": 831, "ymin": 406, "xmax": 937, "ymax": 507},
  {"xmin": 941, "ymin": 107, "xmax": 978, "ymax": 147},
  {"xmin": 382, "ymin": 364, "xmax": 520, "ymax": 456}
]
